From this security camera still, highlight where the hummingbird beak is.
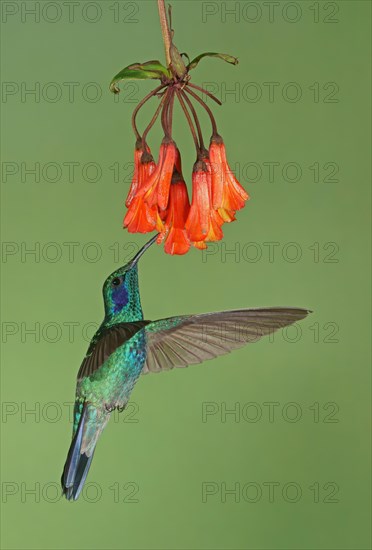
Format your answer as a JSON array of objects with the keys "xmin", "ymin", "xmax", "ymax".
[{"xmin": 128, "ymin": 233, "xmax": 159, "ymax": 269}]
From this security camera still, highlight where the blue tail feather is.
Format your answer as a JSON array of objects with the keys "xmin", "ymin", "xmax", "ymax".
[{"xmin": 61, "ymin": 404, "xmax": 97, "ymax": 501}]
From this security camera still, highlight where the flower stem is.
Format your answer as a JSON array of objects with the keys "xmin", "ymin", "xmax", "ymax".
[
  {"xmin": 176, "ymin": 90, "xmax": 200, "ymax": 155},
  {"xmin": 187, "ymin": 82, "xmax": 222, "ymax": 106},
  {"xmin": 180, "ymin": 90, "xmax": 205, "ymax": 150},
  {"xmin": 142, "ymin": 92, "xmax": 167, "ymax": 147},
  {"xmin": 157, "ymin": 0, "xmax": 171, "ymax": 67},
  {"xmin": 168, "ymin": 88, "xmax": 176, "ymax": 137},
  {"xmin": 185, "ymin": 87, "xmax": 219, "ymax": 137},
  {"xmin": 161, "ymin": 89, "xmax": 172, "ymax": 137},
  {"xmin": 131, "ymin": 84, "xmax": 166, "ymax": 140}
]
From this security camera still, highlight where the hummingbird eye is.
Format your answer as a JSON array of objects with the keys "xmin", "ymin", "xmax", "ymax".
[{"xmin": 111, "ymin": 277, "xmax": 122, "ymax": 287}]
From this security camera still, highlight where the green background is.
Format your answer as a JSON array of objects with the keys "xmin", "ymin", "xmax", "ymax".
[{"xmin": 1, "ymin": 1, "xmax": 371, "ymax": 549}]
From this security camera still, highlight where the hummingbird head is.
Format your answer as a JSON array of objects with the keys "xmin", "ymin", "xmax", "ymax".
[{"xmin": 102, "ymin": 234, "xmax": 157, "ymax": 324}]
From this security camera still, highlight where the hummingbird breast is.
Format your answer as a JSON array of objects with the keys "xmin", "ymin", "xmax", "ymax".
[{"xmin": 76, "ymin": 329, "xmax": 147, "ymax": 412}]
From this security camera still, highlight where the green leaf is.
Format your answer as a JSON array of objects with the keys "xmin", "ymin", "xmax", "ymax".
[
  {"xmin": 187, "ymin": 52, "xmax": 238, "ymax": 71},
  {"xmin": 110, "ymin": 60, "xmax": 170, "ymax": 93}
]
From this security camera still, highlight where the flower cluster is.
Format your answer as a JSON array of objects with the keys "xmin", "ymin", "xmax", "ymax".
[
  {"xmin": 124, "ymin": 132, "xmax": 248, "ymax": 255},
  {"xmin": 114, "ymin": 50, "xmax": 249, "ymax": 254}
]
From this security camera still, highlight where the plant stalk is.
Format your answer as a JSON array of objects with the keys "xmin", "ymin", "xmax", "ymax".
[{"xmin": 157, "ymin": 0, "xmax": 172, "ymax": 67}]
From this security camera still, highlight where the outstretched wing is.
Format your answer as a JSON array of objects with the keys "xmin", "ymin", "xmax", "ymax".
[
  {"xmin": 142, "ymin": 308, "xmax": 310, "ymax": 374},
  {"xmin": 77, "ymin": 321, "xmax": 150, "ymax": 380}
]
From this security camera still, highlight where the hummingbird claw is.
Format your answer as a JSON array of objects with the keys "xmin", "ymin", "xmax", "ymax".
[{"xmin": 104, "ymin": 404, "xmax": 126, "ymax": 413}]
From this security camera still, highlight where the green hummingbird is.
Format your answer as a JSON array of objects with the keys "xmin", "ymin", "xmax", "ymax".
[{"xmin": 61, "ymin": 235, "xmax": 310, "ymax": 500}]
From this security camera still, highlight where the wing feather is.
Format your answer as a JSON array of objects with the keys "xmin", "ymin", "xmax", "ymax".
[
  {"xmin": 142, "ymin": 308, "xmax": 311, "ymax": 374},
  {"xmin": 77, "ymin": 321, "xmax": 150, "ymax": 380}
]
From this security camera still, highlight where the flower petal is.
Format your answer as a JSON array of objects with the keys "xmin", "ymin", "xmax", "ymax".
[
  {"xmin": 209, "ymin": 135, "xmax": 249, "ymax": 212},
  {"xmin": 126, "ymin": 147, "xmax": 142, "ymax": 207},
  {"xmin": 164, "ymin": 228, "xmax": 190, "ymax": 255},
  {"xmin": 185, "ymin": 165, "xmax": 211, "ymax": 241},
  {"xmin": 157, "ymin": 142, "xmax": 177, "ymax": 211},
  {"xmin": 123, "ymin": 196, "xmax": 157, "ymax": 233},
  {"xmin": 218, "ymin": 207, "xmax": 236, "ymax": 223},
  {"xmin": 193, "ymin": 240, "xmax": 208, "ymax": 250}
]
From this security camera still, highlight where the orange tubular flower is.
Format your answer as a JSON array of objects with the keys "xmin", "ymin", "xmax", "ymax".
[
  {"xmin": 123, "ymin": 146, "xmax": 158, "ymax": 233},
  {"xmin": 126, "ymin": 144, "xmax": 155, "ymax": 207},
  {"xmin": 185, "ymin": 162, "xmax": 210, "ymax": 242},
  {"xmin": 123, "ymin": 196, "xmax": 158, "ymax": 233},
  {"xmin": 125, "ymin": 146, "xmax": 156, "ymax": 207},
  {"xmin": 162, "ymin": 173, "xmax": 191, "ymax": 255},
  {"xmin": 125, "ymin": 146, "xmax": 142, "ymax": 208},
  {"xmin": 185, "ymin": 160, "xmax": 224, "ymax": 244},
  {"xmin": 142, "ymin": 138, "xmax": 177, "ymax": 211},
  {"xmin": 209, "ymin": 134, "xmax": 249, "ymax": 215}
]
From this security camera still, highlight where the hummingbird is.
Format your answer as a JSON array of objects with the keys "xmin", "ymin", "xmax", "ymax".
[{"xmin": 61, "ymin": 234, "xmax": 310, "ymax": 500}]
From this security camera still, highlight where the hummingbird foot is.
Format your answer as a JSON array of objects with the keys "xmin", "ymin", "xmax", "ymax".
[{"xmin": 104, "ymin": 403, "xmax": 126, "ymax": 413}]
